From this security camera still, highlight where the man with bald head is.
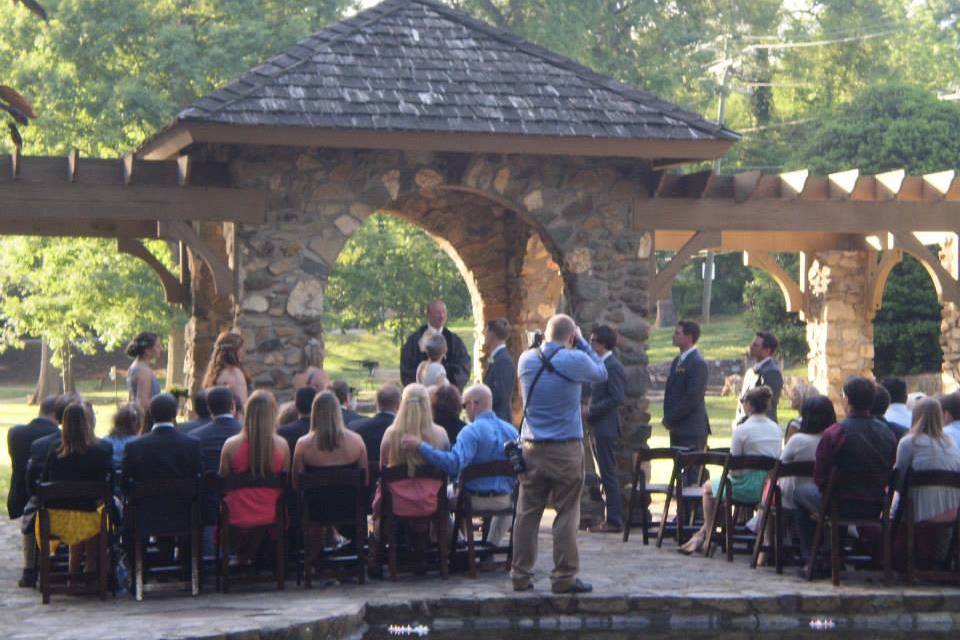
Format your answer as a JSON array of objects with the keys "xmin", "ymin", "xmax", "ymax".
[
  {"xmin": 402, "ymin": 383, "xmax": 517, "ymax": 545},
  {"xmin": 400, "ymin": 299, "xmax": 471, "ymax": 388}
]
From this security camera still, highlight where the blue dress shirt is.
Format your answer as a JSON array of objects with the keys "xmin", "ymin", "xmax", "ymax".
[{"xmin": 418, "ymin": 410, "xmax": 518, "ymax": 494}]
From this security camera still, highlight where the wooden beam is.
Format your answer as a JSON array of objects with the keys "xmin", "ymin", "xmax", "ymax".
[
  {"xmin": 866, "ymin": 249, "xmax": 903, "ymax": 320},
  {"xmin": 743, "ymin": 251, "xmax": 807, "ymax": 318},
  {"xmin": 632, "ymin": 198, "xmax": 960, "ymax": 233},
  {"xmin": 0, "ymin": 155, "xmax": 231, "ymax": 187},
  {"xmin": 891, "ymin": 231, "xmax": 960, "ymax": 304},
  {"xmin": 649, "ymin": 231, "xmax": 721, "ymax": 306},
  {"xmin": 0, "ymin": 219, "xmax": 158, "ymax": 238},
  {"xmin": 159, "ymin": 220, "xmax": 234, "ymax": 300},
  {"xmin": 117, "ymin": 237, "xmax": 189, "ymax": 306},
  {"xmin": 653, "ymin": 230, "xmax": 864, "ymax": 253}
]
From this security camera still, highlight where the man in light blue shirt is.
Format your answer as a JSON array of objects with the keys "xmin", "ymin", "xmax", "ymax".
[
  {"xmin": 402, "ymin": 384, "xmax": 517, "ymax": 546},
  {"xmin": 511, "ymin": 314, "xmax": 607, "ymax": 595}
]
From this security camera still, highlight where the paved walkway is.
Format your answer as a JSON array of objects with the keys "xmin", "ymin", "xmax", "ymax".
[{"xmin": 0, "ymin": 518, "xmax": 957, "ymax": 639}]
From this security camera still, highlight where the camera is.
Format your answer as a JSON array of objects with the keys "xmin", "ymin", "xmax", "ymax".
[
  {"xmin": 504, "ymin": 440, "xmax": 526, "ymax": 474},
  {"xmin": 530, "ymin": 331, "xmax": 545, "ymax": 350}
]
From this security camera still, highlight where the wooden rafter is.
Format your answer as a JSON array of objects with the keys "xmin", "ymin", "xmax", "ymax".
[
  {"xmin": 649, "ymin": 231, "xmax": 721, "ymax": 307},
  {"xmin": 159, "ymin": 221, "xmax": 234, "ymax": 301},
  {"xmin": 891, "ymin": 232, "xmax": 960, "ymax": 304},
  {"xmin": 117, "ymin": 237, "xmax": 188, "ymax": 306},
  {"xmin": 743, "ymin": 251, "xmax": 808, "ymax": 319},
  {"xmin": 866, "ymin": 249, "xmax": 903, "ymax": 320}
]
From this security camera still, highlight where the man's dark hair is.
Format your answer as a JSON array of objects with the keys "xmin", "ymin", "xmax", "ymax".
[
  {"xmin": 755, "ymin": 331, "xmax": 778, "ymax": 355},
  {"xmin": 54, "ymin": 392, "xmax": 81, "ymax": 424},
  {"xmin": 591, "ymin": 325, "xmax": 618, "ymax": 351},
  {"xmin": 295, "ymin": 386, "xmax": 318, "ymax": 416},
  {"xmin": 486, "ymin": 318, "xmax": 510, "ymax": 341},
  {"xmin": 206, "ymin": 386, "xmax": 235, "ymax": 416},
  {"xmin": 677, "ymin": 320, "xmax": 700, "ymax": 344},
  {"xmin": 39, "ymin": 395, "xmax": 58, "ymax": 418},
  {"xmin": 800, "ymin": 396, "xmax": 837, "ymax": 435},
  {"xmin": 939, "ymin": 392, "xmax": 960, "ymax": 422},
  {"xmin": 149, "ymin": 393, "xmax": 179, "ymax": 424},
  {"xmin": 331, "ymin": 380, "xmax": 351, "ymax": 406},
  {"xmin": 192, "ymin": 389, "xmax": 210, "ymax": 419},
  {"xmin": 881, "ymin": 377, "xmax": 908, "ymax": 404},
  {"xmin": 377, "ymin": 384, "xmax": 402, "ymax": 412},
  {"xmin": 843, "ymin": 376, "xmax": 876, "ymax": 412},
  {"xmin": 871, "ymin": 384, "xmax": 891, "ymax": 417}
]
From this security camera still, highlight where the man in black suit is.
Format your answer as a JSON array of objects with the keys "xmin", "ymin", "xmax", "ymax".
[
  {"xmin": 189, "ymin": 386, "xmax": 242, "ymax": 474},
  {"xmin": 734, "ymin": 331, "xmax": 784, "ymax": 425},
  {"xmin": 349, "ymin": 383, "xmax": 401, "ymax": 464},
  {"xmin": 331, "ymin": 380, "xmax": 363, "ymax": 425},
  {"xmin": 663, "ymin": 320, "xmax": 710, "ymax": 485},
  {"xmin": 400, "ymin": 299, "xmax": 471, "ymax": 388},
  {"xmin": 178, "ymin": 389, "xmax": 211, "ymax": 435},
  {"xmin": 482, "ymin": 318, "xmax": 515, "ymax": 423},
  {"xmin": 122, "ymin": 393, "xmax": 202, "ymax": 537},
  {"xmin": 278, "ymin": 386, "xmax": 318, "ymax": 455},
  {"xmin": 584, "ymin": 325, "xmax": 627, "ymax": 533}
]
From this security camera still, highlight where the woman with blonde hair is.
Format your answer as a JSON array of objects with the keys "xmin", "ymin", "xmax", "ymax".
[
  {"xmin": 416, "ymin": 334, "xmax": 448, "ymax": 388},
  {"xmin": 381, "ymin": 384, "xmax": 450, "ymax": 474},
  {"xmin": 219, "ymin": 390, "xmax": 290, "ymax": 562},
  {"xmin": 203, "ymin": 331, "xmax": 251, "ymax": 408},
  {"xmin": 784, "ymin": 380, "xmax": 820, "ymax": 441}
]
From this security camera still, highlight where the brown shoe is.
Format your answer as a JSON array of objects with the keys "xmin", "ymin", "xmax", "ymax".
[{"xmin": 589, "ymin": 521, "xmax": 623, "ymax": 534}]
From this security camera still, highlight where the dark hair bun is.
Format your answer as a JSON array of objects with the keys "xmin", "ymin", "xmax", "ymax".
[
  {"xmin": 126, "ymin": 332, "xmax": 158, "ymax": 358},
  {"xmin": 744, "ymin": 385, "xmax": 773, "ymax": 414}
]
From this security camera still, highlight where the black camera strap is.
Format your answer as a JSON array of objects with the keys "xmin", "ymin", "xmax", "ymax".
[{"xmin": 519, "ymin": 345, "xmax": 570, "ymax": 437}]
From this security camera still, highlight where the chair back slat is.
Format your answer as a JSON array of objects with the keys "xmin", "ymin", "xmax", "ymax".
[
  {"xmin": 130, "ymin": 477, "xmax": 201, "ymax": 499},
  {"xmin": 37, "ymin": 480, "xmax": 111, "ymax": 502},
  {"xmin": 381, "ymin": 464, "xmax": 445, "ymax": 483},
  {"xmin": 299, "ymin": 465, "xmax": 366, "ymax": 490},
  {"xmin": 637, "ymin": 447, "xmax": 688, "ymax": 462},
  {"xmin": 727, "ymin": 455, "xmax": 778, "ymax": 473},
  {"xmin": 461, "ymin": 460, "xmax": 515, "ymax": 483},
  {"xmin": 905, "ymin": 469, "xmax": 960, "ymax": 490},
  {"xmin": 678, "ymin": 451, "xmax": 728, "ymax": 469},
  {"xmin": 219, "ymin": 472, "xmax": 286, "ymax": 492},
  {"xmin": 774, "ymin": 460, "xmax": 814, "ymax": 479}
]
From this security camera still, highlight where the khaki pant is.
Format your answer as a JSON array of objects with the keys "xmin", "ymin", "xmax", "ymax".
[
  {"xmin": 510, "ymin": 440, "xmax": 584, "ymax": 591},
  {"xmin": 467, "ymin": 493, "xmax": 513, "ymax": 547}
]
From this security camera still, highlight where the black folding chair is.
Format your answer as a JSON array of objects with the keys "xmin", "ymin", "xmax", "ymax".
[
  {"xmin": 657, "ymin": 451, "xmax": 728, "ymax": 547},
  {"xmin": 900, "ymin": 469, "xmax": 960, "ymax": 585},
  {"xmin": 298, "ymin": 464, "xmax": 368, "ymax": 587},
  {"xmin": 216, "ymin": 472, "xmax": 287, "ymax": 592},
  {"xmin": 751, "ymin": 460, "xmax": 814, "ymax": 572},
  {"xmin": 624, "ymin": 447, "xmax": 684, "ymax": 544},
  {"xmin": 705, "ymin": 455, "xmax": 778, "ymax": 561},
  {"xmin": 452, "ymin": 460, "xmax": 517, "ymax": 577},
  {"xmin": 125, "ymin": 477, "xmax": 202, "ymax": 601},
  {"xmin": 37, "ymin": 480, "xmax": 113, "ymax": 604},
  {"xmin": 377, "ymin": 465, "xmax": 449, "ymax": 580}
]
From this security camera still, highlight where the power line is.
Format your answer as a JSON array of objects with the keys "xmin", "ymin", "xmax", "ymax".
[{"xmin": 744, "ymin": 29, "xmax": 898, "ymax": 51}]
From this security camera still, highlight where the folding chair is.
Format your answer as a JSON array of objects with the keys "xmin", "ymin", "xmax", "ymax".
[
  {"xmin": 298, "ymin": 464, "xmax": 368, "ymax": 587},
  {"xmin": 657, "ymin": 450, "xmax": 728, "ymax": 547},
  {"xmin": 623, "ymin": 447, "xmax": 683, "ymax": 544},
  {"xmin": 216, "ymin": 472, "xmax": 287, "ymax": 592},
  {"xmin": 125, "ymin": 477, "xmax": 202, "ymax": 601},
  {"xmin": 37, "ymin": 480, "xmax": 113, "ymax": 604},
  {"xmin": 377, "ymin": 465, "xmax": 449, "ymax": 580},
  {"xmin": 452, "ymin": 460, "xmax": 517, "ymax": 577},
  {"xmin": 901, "ymin": 469, "xmax": 960, "ymax": 585},
  {"xmin": 706, "ymin": 455, "xmax": 778, "ymax": 561},
  {"xmin": 806, "ymin": 467, "xmax": 894, "ymax": 585},
  {"xmin": 751, "ymin": 460, "xmax": 814, "ymax": 572}
]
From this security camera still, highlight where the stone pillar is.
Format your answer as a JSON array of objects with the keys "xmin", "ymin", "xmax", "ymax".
[
  {"xmin": 805, "ymin": 250, "xmax": 875, "ymax": 409},
  {"xmin": 940, "ymin": 234, "xmax": 960, "ymax": 393}
]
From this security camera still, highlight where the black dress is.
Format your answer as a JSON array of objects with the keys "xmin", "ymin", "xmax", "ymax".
[{"xmin": 42, "ymin": 443, "xmax": 112, "ymax": 511}]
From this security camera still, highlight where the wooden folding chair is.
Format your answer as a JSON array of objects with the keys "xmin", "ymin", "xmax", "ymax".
[
  {"xmin": 806, "ymin": 467, "xmax": 894, "ymax": 585},
  {"xmin": 298, "ymin": 464, "xmax": 368, "ymax": 587},
  {"xmin": 125, "ymin": 477, "xmax": 202, "ymax": 601},
  {"xmin": 452, "ymin": 460, "xmax": 517, "ymax": 577},
  {"xmin": 37, "ymin": 480, "xmax": 113, "ymax": 604},
  {"xmin": 751, "ymin": 460, "xmax": 814, "ymax": 572},
  {"xmin": 377, "ymin": 465, "xmax": 449, "ymax": 580},
  {"xmin": 901, "ymin": 469, "xmax": 960, "ymax": 585},
  {"xmin": 624, "ymin": 447, "xmax": 683, "ymax": 544},
  {"xmin": 657, "ymin": 450, "xmax": 728, "ymax": 547},
  {"xmin": 216, "ymin": 472, "xmax": 287, "ymax": 592},
  {"xmin": 706, "ymin": 455, "xmax": 778, "ymax": 561}
]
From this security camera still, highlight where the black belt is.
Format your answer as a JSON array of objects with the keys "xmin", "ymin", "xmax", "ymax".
[
  {"xmin": 523, "ymin": 438, "xmax": 582, "ymax": 444},
  {"xmin": 467, "ymin": 491, "xmax": 511, "ymax": 497}
]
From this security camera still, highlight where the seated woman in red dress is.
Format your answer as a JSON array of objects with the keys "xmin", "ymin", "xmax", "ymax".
[{"xmin": 218, "ymin": 390, "xmax": 291, "ymax": 563}]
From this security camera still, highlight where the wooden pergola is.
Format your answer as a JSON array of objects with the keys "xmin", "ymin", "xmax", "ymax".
[{"xmin": 0, "ymin": 151, "xmax": 267, "ymax": 305}]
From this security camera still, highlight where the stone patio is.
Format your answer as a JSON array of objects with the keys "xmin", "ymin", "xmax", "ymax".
[{"xmin": 2, "ymin": 517, "xmax": 959, "ymax": 639}]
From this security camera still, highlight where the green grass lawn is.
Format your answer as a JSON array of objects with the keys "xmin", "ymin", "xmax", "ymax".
[{"xmin": 646, "ymin": 315, "xmax": 755, "ymax": 365}]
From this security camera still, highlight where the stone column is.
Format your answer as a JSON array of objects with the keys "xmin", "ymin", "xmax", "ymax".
[
  {"xmin": 940, "ymin": 234, "xmax": 960, "ymax": 393},
  {"xmin": 805, "ymin": 250, "xmax": 875, "ymax": 409}
]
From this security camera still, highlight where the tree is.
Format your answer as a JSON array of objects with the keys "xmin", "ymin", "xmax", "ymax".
[
  {"xmin": 742, "ymin": 271, "xmax": 807, "ymax": 364},
  {"xmin": 325, "ymin": 215, "xmax": 472, "ymax": 344}
]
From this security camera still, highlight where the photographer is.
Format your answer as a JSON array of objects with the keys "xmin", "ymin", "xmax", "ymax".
[{"xmin": 511, "ymin": 314, "xmax": 607, "ymax": 594}]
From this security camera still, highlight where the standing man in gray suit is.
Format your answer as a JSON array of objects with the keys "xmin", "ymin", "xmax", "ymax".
[
  {"xmin": 663, "ymin": 320, "xmax": 710, "ymax": 485},
  {"xmin": 734, "ymin": 331, "xmax": 783, "ymax": 426},
  {"xmin": 584, "ymin": 325, "xmax": 627, "ymax": 533},
  {"xmin": 482, "ymin": 318, "xmax": 515, "ymax": 423}
]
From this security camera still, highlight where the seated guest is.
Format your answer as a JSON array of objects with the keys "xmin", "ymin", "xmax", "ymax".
[
  {"xmin": 332, "ymin": 379, "xmax": 363, "ymax": 425},
  {"xmin": 292, "ymin": 366, "xmax": 330, "ymax": 392},
  {"xmin": 191, "ymin": 386, "xmax": 243, "ymax": 474},
  {"xmin": 939, "ymin": 392, "xmax": 960, "ymax": 448},
  {"xmin": 872, "ymin": 383, "xmax": 908, "ymax": 442},
  {"xmin": 122, "ymin": 394, "xmax": 202, "ymax": 536},
  {"xmin": 893, "ymin": 397, "xmax": 960, "ymax": 568},
  {"xmin": 178, "ymin": 390, "xmax": 211, "ymax": 435},
  {"xmin": 416, "ymin": 334, "xmax": 449, "ymax": 387},
  {"xmin": 679, "ymin": 386, "xmax": 782, "ymax": 554},
  {"xmin": 278, "ymin": 386, "xmax": 318, "ymax": 456},
  {"xmin": 793, "ymin": 376, "xmax": 897, "ymax": 563},
  {"xmin": 41, "ymin": 402, "xmax": 113, "ymax": 579},
  {"xmin": 783, "ymin": 381, "xmax": 820, "ymax": 442},
  {"xmin": 432, "ymin": 384, "xmax": 466, "ymax": 444},
  {"xmin": 104, "ymin": 403, "xmax": 142, "ymax": 477},
  {"xmin": 350, "ymin": 384, "xmax": 401, "ymax": 464},
  {"xmin": 276, "ymin": 401, "xmax": 299, "ymax": 430},
  {"xmin": 381, "ymin": 384, "xmax": 450, "ymax": 472},
  {"xmin": 882, "ymin": 377, "xmax": 911, "ymax": 431},
  {"xmin": 219, "ymin": 390, "xmax": 291, "ymax": 564},
  {"xmin": 402, "ymin": 384, "xmax": 516, "ymax": 546},
  {"xmin": 7, "ymin": 394, "xmax": 58, "ymax": 587}
]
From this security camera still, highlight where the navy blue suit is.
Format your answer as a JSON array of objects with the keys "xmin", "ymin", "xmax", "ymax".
[
  {"xmin": 483, "ymin": 346, "xmax": 515, "ymax": 424},
  {"xmin": 663, "ymin": 348, "xmax": 710, "ymax": 483},
  {"xmin": 350, "ymin": 412, "xmax": 395, "ymax": 464},
  {"xmin": 278, "ymin": 417, "xmax": 310, "ymax": 459},
  {"xmin": 587, "ymin": 353, "xmax": 626, "ymax": 527},
  {"xmin": 7, "ymin": 417, "xmax": 58, "ymax": 518},
  {"xmin": 178, "ymin": 418, "xmax": 210, "ymax": 436},
  {"xmin": 190, "ymin": 415, "xmax": 242, "ymax": 474}
]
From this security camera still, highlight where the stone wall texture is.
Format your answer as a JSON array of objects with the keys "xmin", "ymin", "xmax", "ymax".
[{"xmin": 941, "ymin": 235, "xmax": 960, "ymax": 394}]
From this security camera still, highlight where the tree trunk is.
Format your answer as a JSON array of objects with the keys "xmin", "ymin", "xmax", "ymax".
[
  {"xmin": 166, "ymin": 320, "xmax": 185, "ymax": 390},
  {"xmin": 701, "ymin": 250, "xmax": 715, "ymax": 324},
  {"xmin": 29, "ymin": 339, "xmax": 61, "ymax": 404},
  {"xmin": 60, "ymin": 344, "xmax": 75, "ymax": 393},
  {"xmin": 655, "ymin": 293, "xmax": 677, "ymax": 328}
]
